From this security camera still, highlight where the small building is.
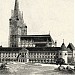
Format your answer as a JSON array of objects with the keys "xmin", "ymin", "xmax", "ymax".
[{"xmin": 67, "ymin": 43, "xmax": 75, "ymax": 63}]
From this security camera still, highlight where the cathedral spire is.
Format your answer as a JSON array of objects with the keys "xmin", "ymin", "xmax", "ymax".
[
  {"xmin": 14, "ymin": 0, "xmax": 19, "ymax": 17},
  {"xmin": 14, "ymin": 0, "xmax": 19, "ymax": 11}
]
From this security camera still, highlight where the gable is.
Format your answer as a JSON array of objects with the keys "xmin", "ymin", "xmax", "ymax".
[{"xmin": 67, "ymin": 43, "xmax": 75, "ymax": 50}]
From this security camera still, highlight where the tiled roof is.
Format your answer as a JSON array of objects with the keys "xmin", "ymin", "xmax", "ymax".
[
  {"xmin": 61, "ymin": 43, "xmax": 67, "ymax": 51},
  {"xmin": 20, "ymin": 34, "xmax": 51, "ymax": 37},
  {"xmin": 0, "ymin": 47, "xmax": 60, "ymax": 52},
  {"xmin": 67, "ymin": 48, "xmax": 72, "ymax": 53},
  {"xmin": 27, "ymin": 47, "xmax": 60, "ymax": 51},
  {"xmin": 67, "ymin": 43, "xmax": 75, "ymax": 50},
  {"xmin": 20, "ymin": 34, "xmax": 54, "ymax": 43},
  {"xmin": 0, "ymin": 47, "xmax": 22, "ymax": 52}
]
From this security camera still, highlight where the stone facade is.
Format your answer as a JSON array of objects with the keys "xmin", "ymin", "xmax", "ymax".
[
  {"xmin": 0, "ymin": 47, "xmax": 60, "ymax": 63},
  {"xmin": 0, "ymin": 45, "xmax": 74, "ymax": 64},
  {"xmin": 9, "ymin": 0, "xmax": 27, "ymax": 47},
  {"xmin": 0, "ymin": 0, "xmax": 75, "ymax": 64}
]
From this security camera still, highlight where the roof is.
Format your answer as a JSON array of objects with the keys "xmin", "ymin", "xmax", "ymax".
[
  {"xmin": 0, "ymin": 47, "xmax": 22, "ymax": 52},
  {"xmin": 20, "ymin": 34, "xmax": 54, "ymax": 43},
  {"xmin": 20, "ymin": 34, "xmax": 51, "ymax": 37},
  {"xmin": 0, "ymin": 47, "xmax": 60, "ymax": 52},
  {"xmin": 67, "ymin": 48, "xmax": 72, "ymax": 53},
  {"xmin": 27, "ymin": 47, "xmax": 60, "ymax": 51},
  {"xmin": 67, "ymin": 43, "xmax": 75, "ymax": 50},
  {"xmin": 61, "ymin": 43, "xmax": 67, "ymax": 51}
]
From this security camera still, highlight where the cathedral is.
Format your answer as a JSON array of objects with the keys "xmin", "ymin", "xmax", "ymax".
[{"xmin": 0, "ymin": 0, "xmax": 75, "ymax": 64}]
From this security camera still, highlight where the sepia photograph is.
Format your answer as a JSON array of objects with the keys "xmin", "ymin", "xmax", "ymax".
[{"xmin": 0, "ymin": 0, "xmax": 74, "ymax": 75}]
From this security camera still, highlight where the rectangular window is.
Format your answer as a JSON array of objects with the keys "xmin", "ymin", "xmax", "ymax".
[
  {"xmin": 6, "ymin": 53, "xmax": 7, "ymax": 57},
  {"xmin": 34, "ymin": 53, "xmax": 36, "ymax": 55},
  {"xmin": 48, "ymin": 56, "xmax": 50, "ymax": 58},
  {"xmin": 42, "ymin": 56, "xmax": 43, "ymax": 58},
  {"xmin": 8, "ymin": 53, "xmax": 10, "ymax": 57},
  {"xmin": 48, "ymin": 53, "xmax": 50, "ymax": 55},
  {"xmin": 51, "ymin": 56, "xmax": 52, "ymax": 58},
  {"xmin": 45, "ymin": 56, "xmax": 47, "ymax": 58},
  {"xmin": 3, "ymin": 53, "xmax": 5, "ymax": 57}
]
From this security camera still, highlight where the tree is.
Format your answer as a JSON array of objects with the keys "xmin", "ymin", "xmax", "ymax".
[{"xmin": 56, "ymin": 58, "xmax": 65, "ymax": 66}]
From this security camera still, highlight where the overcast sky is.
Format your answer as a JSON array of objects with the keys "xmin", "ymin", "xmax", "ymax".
[{"xmin": 0, "ymin": 0, "xmax": 74, "ymax": 47}]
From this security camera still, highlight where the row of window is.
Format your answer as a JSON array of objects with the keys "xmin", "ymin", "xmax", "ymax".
[
  {"xmin": 21, "ymin": 40, "xmax": 33, "ymax": 43},
  {"xmin": 19, "ymin": 53, "xmax": 26, "ymax": 55},
  {"xmin": 29, "ymin": 52, "xmax": 56, "ymax": 55},
  {"xmin": 21, "ymin": 44, "xmax": 35, "ymax": 47},
  {"xmin": 29, "ymin": 55, "xmax": 55, "ymax": 59},
  {"xmin": 0, "ymin": 53, "xmax": 18, "ymax": 57},
  {"xmin": 29, "ymin": 59, "xmax": 55, "ymax": 63}
]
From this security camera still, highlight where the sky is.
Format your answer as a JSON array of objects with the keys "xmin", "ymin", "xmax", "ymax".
[{"xmin": 0, "ymin": 0, "xmax": 74, "ymax": 47}]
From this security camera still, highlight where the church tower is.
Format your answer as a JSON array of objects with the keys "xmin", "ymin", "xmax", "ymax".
[{"xmin": 9, "ymin": 0, "xmax": 27, "ymax": 47}]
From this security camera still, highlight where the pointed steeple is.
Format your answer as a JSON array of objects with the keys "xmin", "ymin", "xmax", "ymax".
[
  {"xmin": 61, "ymin": 39, "xmax": 67, "ymax": 51},
  {"xmin": 14, "ymin": 0, "xmax": 19, "ymax": 17},
  {"xmin": 63, "ymin": 39, "xmax": 64, "ymax": 44},
  {"xmin": 14, "ymin": 0, "xmax": 19, "ymax": 11}
]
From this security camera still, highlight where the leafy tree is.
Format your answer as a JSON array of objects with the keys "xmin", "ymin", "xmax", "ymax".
[{"xmin": 56, "ymin": 58, "xmax": 65, "ymax": 66}]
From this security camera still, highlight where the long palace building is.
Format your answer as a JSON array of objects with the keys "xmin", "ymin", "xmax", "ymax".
[{"xmin": 0, "ymin": 0, "xmax": 75, "ymax": 64}]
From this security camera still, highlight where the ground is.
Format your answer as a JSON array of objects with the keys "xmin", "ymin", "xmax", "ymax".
[{"xmin": 0, "ymin": 62, "xmax": 75, "ymax": 75}]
